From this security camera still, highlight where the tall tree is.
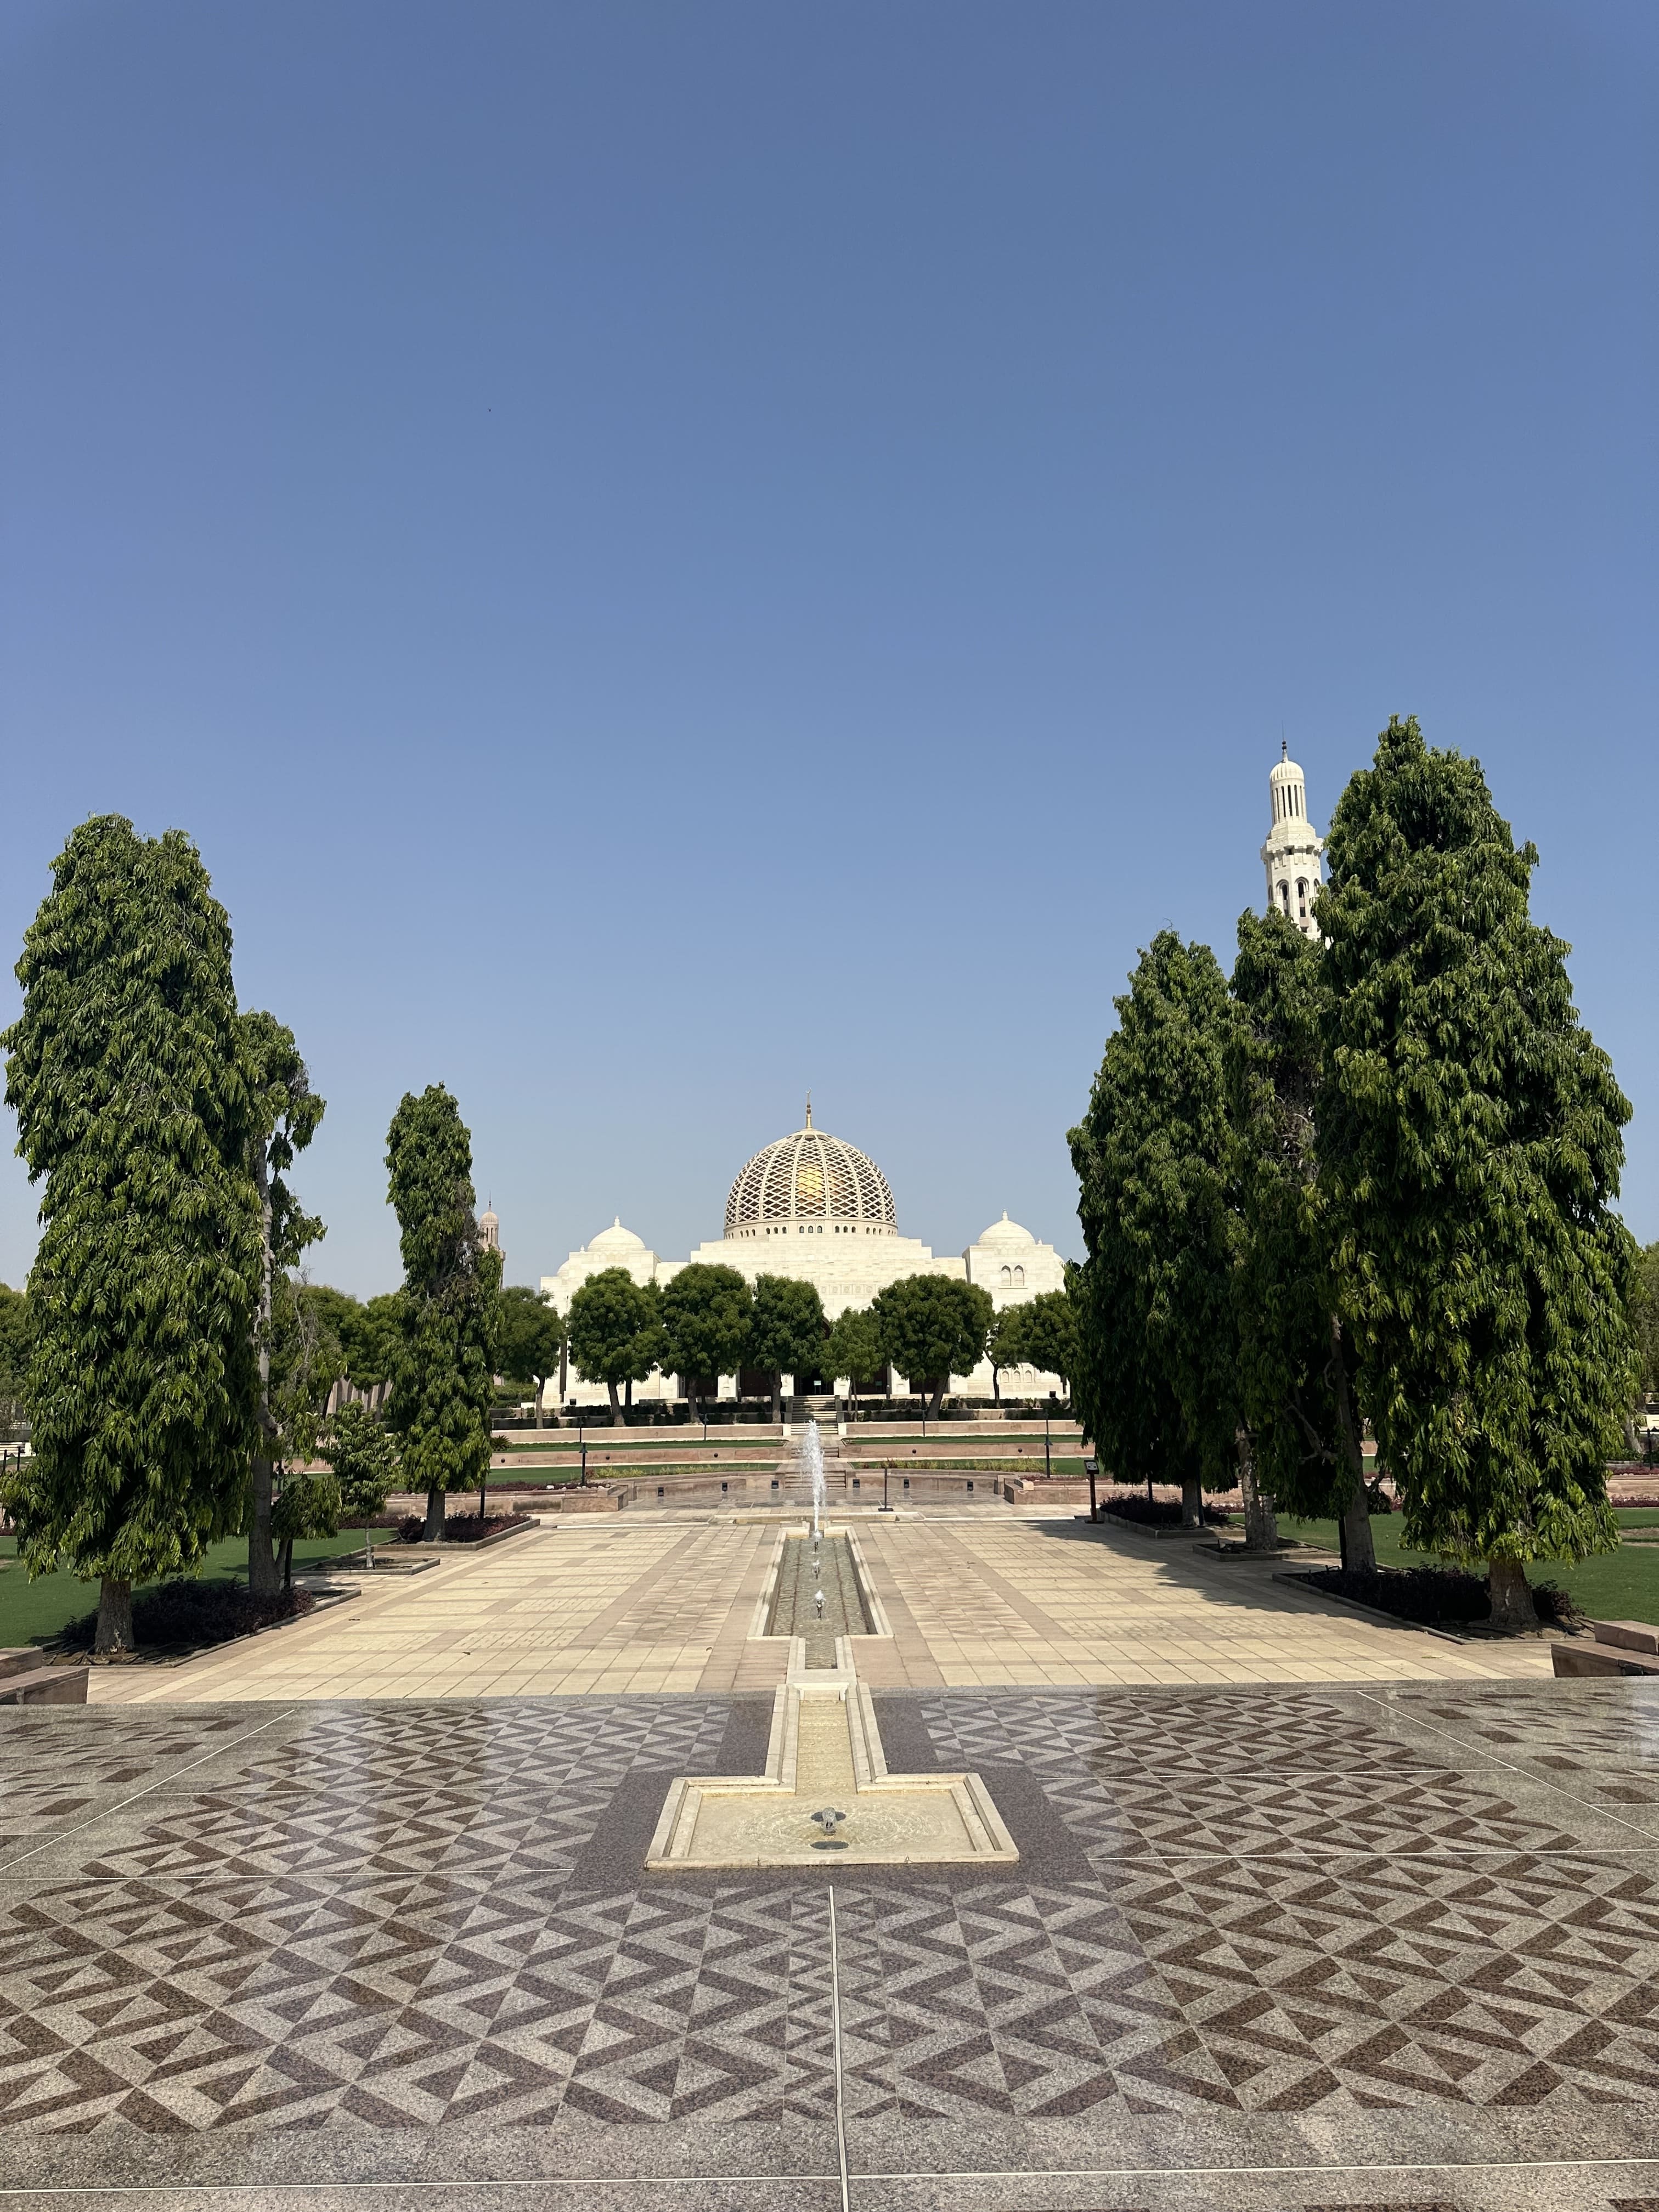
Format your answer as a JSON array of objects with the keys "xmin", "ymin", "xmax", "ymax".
[
  {"xmin": 1069, "ymin": 934, "xmax": 1239, "ymax": 1526},
  {"xmin": 567, "ymin": 1269, "xmax": 663, "ymax": 1425},
  {"xmin": 1, "ymin": 817, "xmax": 262, "ymax": 1653},
  {"xmin": 239, "ymin": 1011, "xmax": 325, "ymax": 1598},
  {"xmin": 384, "ymin": 1086, "xmax": 501, "ymax": 1541},
  {"xmin": 658, "ymin": 1265, "xmax": 753, "ymax": 1418},
  {"xmin": 870, "ymin": 1274, "xmax": 992, "ymax": 1419},
  {"xmin": 747, "ymin": 1274, "xmax": 826, "ymax": 1419},
  {"xmin": 1317, "ymin": 717, "xmax": 1635, "ymax": 1628},
  {"xmin": 496, "ymin": 1285, "xmax": 567, "ymax": 1427},
  {"xmin": 1226, "ymin": 908, "xmax": 1375, "ymax": 1568},
  {"xmin": 1631, "ymin": 1242, "xmax": 1659, "ymax": 1442},
  {"xmin": 823, "ymin": 1305, "xmax": 884, "ymax": 1413}
]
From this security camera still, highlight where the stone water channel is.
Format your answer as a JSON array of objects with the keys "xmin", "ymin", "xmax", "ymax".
[{"xmin": 646, "ymin": 1521, "xmax": 1018, "ymax": 1869}]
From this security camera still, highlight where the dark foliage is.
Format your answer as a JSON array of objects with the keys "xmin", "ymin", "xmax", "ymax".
[
  {"xmin": 1099, "ymin": 1491, "xmax": 1231, "ymax": 1527},
  {"xmin": 61, "ymin": 1579, "xmax": 314, "ymax": 1652},
  {"xmin": 396, "ymin": 1510, "xmax": 531, "ymax": 1544}
]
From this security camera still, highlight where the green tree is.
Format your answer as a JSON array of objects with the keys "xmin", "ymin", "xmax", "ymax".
[
  {"xmin": 384, "ymin": 1086, "xmax": 501, "ymax": 1541},
  {"xmin": 1317, "ymin": 716, "xmax": 1636, "ymax": 1628},
  {"xmin": 270, "ymin": 1469, "xmax": 339, "ymax": 1589},
  {"xmin": 870, "ymin": 1274, "xmax": 992, "ymax": 1419},
  {"xmin": 1069, "ymin": 934, "xmax": 1240, "ymax": 1526},
  {"xmin": 321, "ymin": 1401, "xmax": 400, "ymax": 1564},
  {"xmin": 240, "ymin": 1011, "xmax": 326, "ymax": 1598},
  {"xmin": 659, "ymin": 1264, "xmax": 753, "ymax": 1418},
  {"xmin": 0, "ymin": 1283, "xmax": 29, "ymax": 1429},
  {"xmin": 823, "ymin": 1305, "xmax": 885, "ymax": 1413},
  {"xmin": 747, "ymin": 1274, "xmax": 826, "ymax": 1419},
  {"xmin": 1, "ymin": 817, "xmax": 262, "ymax": 1653},
  {"xmin": 1015, "ymin": 1290, "xmax": 1081, "ymax": 1400},
  {"xmin": 1226, "ymin": 907, "xmax": 1375, "ymax": 1567},
  {"xmin": 985, "ymin": 1305, "xmax": 1027, "ymax": 1404},
  {"xmin": 496, "ymin": 1285, "xmax": 567, "ymax": 1427},
  {"xmin": 567, "ymin": 1269, "xmax": 664, "ymax": 1425}
]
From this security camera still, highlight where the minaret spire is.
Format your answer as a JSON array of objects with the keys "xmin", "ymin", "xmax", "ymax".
[{"xmin": 804, "ymin": 1091, "xmax": 812, "ymax": 1130}]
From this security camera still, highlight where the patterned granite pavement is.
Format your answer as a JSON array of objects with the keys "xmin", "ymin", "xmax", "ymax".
[{"xmin": 2, "ymin": 1682, "xmax": 1657, "ymax": 2210}]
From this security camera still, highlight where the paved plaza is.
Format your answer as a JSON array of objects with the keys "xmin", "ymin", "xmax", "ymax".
[
  {"xmin": 3, "ymin": 1517, "xmax": 1656, "ymax": 2209},
  {"xmin": 84, "ymin": 1516, "xmax": 1555, "ymax": 1706}
]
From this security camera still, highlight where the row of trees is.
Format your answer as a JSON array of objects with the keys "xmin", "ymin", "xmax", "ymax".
[
  {"xmin": 1069, "ymin": 719, "xmax": 1642, "ymax": 1627},
  {"xmin": 564, "ymin": 1261, "xmax": 1081, "ymax": 1425},
  {"xmin": 0, "ymin": 815, "xmax": 524, "ymax": 1649}
]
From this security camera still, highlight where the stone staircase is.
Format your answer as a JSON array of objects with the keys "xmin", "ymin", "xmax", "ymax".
[{"xmin": 0, "ymin": 1646, "xmax": 89, "ymax": 1705}]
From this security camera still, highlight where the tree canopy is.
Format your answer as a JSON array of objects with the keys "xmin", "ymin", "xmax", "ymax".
[
  {"xmin": 567, "ymin": 1269, "xmax": 663, "ymax": 1425},
  {"xmin": 747, "ymin": 1274, "xmax": 826, "ymax": 1417},
  {"xmin": 823, "ymin": 1305, "xmax": 884, "ymax": 1406},
  {"xmin": 870, "ymin": 1274, "xmax": 992, "ymax": 1418},
  {"xmin": 0, "ymin": 1284, "xmax": 29, "ymax": 1429},
  {"xmin": 658, "ymin": 1265, "xmax": 753, "ymax": 1415},
  {"xmin": 1224, "ymin": 906, "xmax": 1374, "ymax": 1561},
  {"xmin": 496, "ymin": 1285, "xmax": 567, "ymax": 1425},
  {"xmin": 383, "ymin": 1085, "xmax": 500, "ymax": 1539},
  {"xmin": 1069, "ymin": 932, "xmax": 1238, "ymax": 1523},
  {"xmin": 1317, "ymin": 715, "xmax": 1635, "ymax": 1625},
  {"xmin": 1, "ymin": 817, "xmax": 263, "ymax": 1651}
]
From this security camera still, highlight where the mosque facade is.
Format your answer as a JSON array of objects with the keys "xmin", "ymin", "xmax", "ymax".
[
  {"xmin": 532, "ymin": 748, "xmax": 1319, "ymax": 1411},
  {"xmin": 540, "ymin": 1104, "xmax": 1068, "ymax": 1409}
]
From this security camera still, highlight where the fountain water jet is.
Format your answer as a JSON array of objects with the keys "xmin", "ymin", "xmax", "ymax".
[{"xmin": 798, "ymin": 1418, "xmax": 826, "ymax": 1540}]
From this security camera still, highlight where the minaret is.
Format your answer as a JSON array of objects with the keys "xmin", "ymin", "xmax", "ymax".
[
  {"xmin": 1261, "ymin": 742, "xmax": 1324, "ymax": 939},
  {"xmin": 478, "ymin": 1199, "xmax": 503, "ymax": 1273}
]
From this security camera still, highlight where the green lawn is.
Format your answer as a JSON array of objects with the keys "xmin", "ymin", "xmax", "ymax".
[
  {"xmin": 0, "ymin": 1529, "xmax": 369, "ymax": 1651},
  {"xmin": 1279, "ymin": 1510, "xmax": 1659, "ymax": 1627}
]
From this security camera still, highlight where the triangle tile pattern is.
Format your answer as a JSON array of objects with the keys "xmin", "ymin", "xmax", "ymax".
[{"xmin": 1, "ymin": 1690, "xmax": 1657, "ymax": 2138}]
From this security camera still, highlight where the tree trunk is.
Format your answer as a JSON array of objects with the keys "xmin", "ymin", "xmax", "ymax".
[
  {"xmin": 1238, "ymin": 1428, "xmax": 1278, "ymax": 1551},
  {"xmin": 1181, "ymin": 1475, "xmax": 1203, "ymax": 1528},
  {"xmin": 95, "ymin": 1576, "xmax": 134, "ymax": 1655},
  {"xmin": 281, "ymin": 1537, "xmax": 294, "ymax": 1590},
  {"xmin": 772, "ymin": 1375, "xmax": 781, "ymax": 1424},
  {"xmin": 424, "ymin": 1485, "xmax": 445, "ymax": 1543},
  {"xmin": 1487, "ymin": 1558, "xmax": 1537, "ymax": 1634},
  {"xmin": 1329, "ymin": 1314, "xmax": 1377, "ymax": 1575},
  {"xmin": 930, "ymin": 1379, "xmax": 946, "ymax": 1420},
  {"xmin": 607, "ymin": 1380, "xmax": 622, "ymax": 1427},
  {"xmin": 247, "ymin": 1151, "xmax": 280, "ymax": 1599},
  {"xmin": 991, "ymin": 1364, "xmax": 1001, "ymax": 1406},
  {"xmin": 534, "ymin": 1378, "xmax": 544, "ymax": 1434}
]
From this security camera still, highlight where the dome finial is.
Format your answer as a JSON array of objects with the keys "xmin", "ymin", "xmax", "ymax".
[
  {"xmin": 804, "ymin": 1091, "xmax": 812, "ymax": 1129},
  {"xmin": 1281, "ymin": 737, "xmax": 1288, "ymax": 760}
]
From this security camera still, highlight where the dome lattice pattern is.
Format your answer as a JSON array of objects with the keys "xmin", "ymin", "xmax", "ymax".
[{"xmin": 725, "ymin": 1120, "xmax": 896, "ymax": 1236}]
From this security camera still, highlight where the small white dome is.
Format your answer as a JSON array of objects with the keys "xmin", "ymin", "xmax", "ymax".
[
  {"xmin": 977, "ymin": 1211, "xmax": 1036, "ymax": 1250},
  {"xmin": 588, "ymin": 1217, "xmax": 646, "ymax": 1255}
]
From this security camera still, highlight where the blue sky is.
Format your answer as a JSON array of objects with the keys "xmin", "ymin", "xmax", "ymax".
[{"xmin": 2, "ymin": 0, "xmax": 1654, "ymax": 1296}]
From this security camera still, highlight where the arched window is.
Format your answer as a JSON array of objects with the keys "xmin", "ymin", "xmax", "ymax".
[
  {"xmin": 1013, "ymin": 1265, "xmax": 1025, "ymax": 1285},
  {"xmin": 1279, "ymin": 881, "xmax": 1291, "ymax": 912},
  {"xmin": 1000, "ymin": 1265, "xmax": 1012, "ymax": 1285},
  {"xmin": 1296, "ymin": 877, "xmax": 1308, "ymax": 919}
]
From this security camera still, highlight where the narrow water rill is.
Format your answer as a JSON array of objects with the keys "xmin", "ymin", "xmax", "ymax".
[{"xmin": 646, "ymin": 1517, "xmax": 1018, "ymax": 1871}]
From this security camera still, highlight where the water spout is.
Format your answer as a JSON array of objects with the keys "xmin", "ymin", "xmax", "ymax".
[{"xmin": 798, "ymin": 1418, "xmax": 826, "ymax": 1542}]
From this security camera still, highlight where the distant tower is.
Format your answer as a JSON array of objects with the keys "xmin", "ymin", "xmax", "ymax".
[
  {"xmin": 1261, "ymin": 742, "xmax": 1324, "ymax": 939},
  {"xmin": 478, "ymin": 1199, "xmax": 503, "ymax": 1273}
]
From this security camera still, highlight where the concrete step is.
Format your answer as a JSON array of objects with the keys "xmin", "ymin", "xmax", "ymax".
[{"xmin": 0, "ymin": 1656, "xmax": 90, "ymax": 1705}]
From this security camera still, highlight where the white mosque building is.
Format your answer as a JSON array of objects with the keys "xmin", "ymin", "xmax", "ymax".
[
  {"xmin": 540, "ymin": 1103, "xmax": 1068, "ymax": 1409},
  {"xmin": 533, "ymin": 747, "xmax": 1321, "ymax": 1410}
]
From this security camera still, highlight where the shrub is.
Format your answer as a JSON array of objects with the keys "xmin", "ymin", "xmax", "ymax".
[
  {"xmin": 1099, "ymin": 1491, "xmax": 1231, "ymax": 1527},
  {"xmin": 62, "ymin": 1580, "xmax": 315, "ymax": 1653}
]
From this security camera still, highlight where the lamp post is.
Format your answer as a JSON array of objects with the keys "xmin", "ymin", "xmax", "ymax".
[
  {"xmin": 1045, "ymin": 1399, "xmax": 1052, "ymax": 1481},
  {"xmin": 578, "ymin": 1421, "xmax": 586, "ymax": 1488}
]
